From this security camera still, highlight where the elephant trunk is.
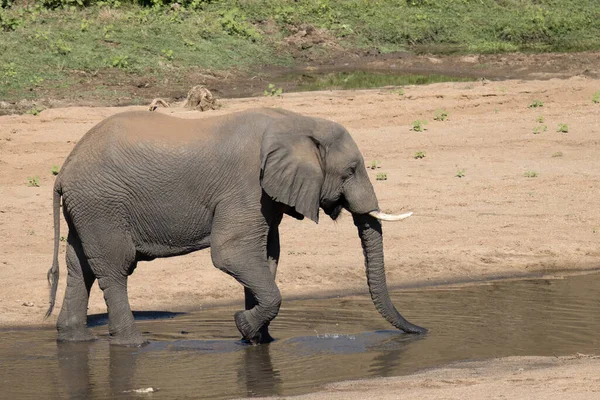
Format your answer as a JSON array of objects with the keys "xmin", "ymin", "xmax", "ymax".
[{"xmin": 353, "ymin": 213, "xmax": 427, "ymax": 334}]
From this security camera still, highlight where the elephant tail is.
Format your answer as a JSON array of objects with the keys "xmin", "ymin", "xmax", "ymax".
[{"xmin": 45, "ymin": 181, "xmax": 62, "ymax": 319}]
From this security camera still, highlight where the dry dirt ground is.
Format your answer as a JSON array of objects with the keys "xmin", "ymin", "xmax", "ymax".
[{"xmin": 1, "ymin": 68, "xmax": 599, "ymax": 398}]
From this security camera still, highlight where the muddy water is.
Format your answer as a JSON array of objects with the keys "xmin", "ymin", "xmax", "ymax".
[{"xmin": 2, "ymin": 272, "xmax": 599, "ymax": 399}]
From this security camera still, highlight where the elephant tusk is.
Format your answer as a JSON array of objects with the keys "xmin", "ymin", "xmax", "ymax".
[{"xmin": 368, "ymin": 210, "xmax": 413, "ymax": 221}]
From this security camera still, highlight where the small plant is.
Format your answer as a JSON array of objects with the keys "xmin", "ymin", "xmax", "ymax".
[
  {"xmin": 27, "ymin": 229, "xmax": 35, "ymax": 235},
  {"xmin": 80, "ymin": 18, "xmax": 89, "ymax": 32},
  {"xmin": 414, "ymin": 151, "xmax": 426, "ymax": 159},
  {"xmin": 529, "ymin": 99, "xmax": 544, "ymax": 108},
  {"xmin": 103, "ymin": 24, "xmax": 114, "ymax": 39},
  {"xmin": 433, "ymin": 109, "xmax": 448, "ymax": 121},
  {"xmin": 51, "ymin": 165, "xmax": 60, "ymax": 175},
  {"xmin": 411, "ymin": 120, "xmax": 427, "ymax": 132},
  {"xmin": 397, "ymin": 88, "xmax": 405, "ymax": 96},
  {"xmin": 105, "ymin": 55, "xmax": 129, "ymax": 69},
  {"xmin": 557, "ymin": 123, "xmax": 569, "ymax": 133},
  {"xmin": 551, "ymin": 151, "xmax": 563, "ymax": 158},
  {"xmin": 264, "ymin": 83, "xmax": 283, "ymax": 97},
  {"xmin": 28, "ymin": 75, "xmax": 44, "ymax": 86},
  {"xmin": 26, "ymin": 105, "xmax": 43, "ymax": 116},
  {"xmin": 161, "ymin": 49, "xmax": 174, "ymax": 61},
  {"xmin": 523, "ymin": 171, "xmax": 538, "ymax": 178},
  {"xmin": 376, "ymin": 172, "xmax": 387, "ymax": 181},
  {"xmin": 183, "ymin": 39, "xmax": 195, "ymax": 47},
  {"xmin": 536, "ymin": 115, "xmax": 544, "ymax": 123},
  {"xmin": 455, "ymin": 169, "xmax": 465, "ymax": 178},
  {"xmin": 592, "ymin": 90, "xmax": 600, "ymax": 104},
  {"xmin": 369, "ymin": 160, "xmax": 381, "ymax": 169},
  {"xmin": 27, "ymin": 176, "xmax": 40, "ymax": 187},
  {"xmin": 533, "ymin": 125, "xmax": 547, "ymax": 134},
  {"xmin": 60, "ymin": 236, "xmax": 67, "ymax": 242}
]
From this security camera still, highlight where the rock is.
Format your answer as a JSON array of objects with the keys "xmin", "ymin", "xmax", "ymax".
[{"xmin": 183, "ymin": 86, "xmax": 220, "ymax": 112}]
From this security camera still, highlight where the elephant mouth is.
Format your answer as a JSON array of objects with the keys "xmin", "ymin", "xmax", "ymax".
[{"xmin": 322, "ymin": 197, "xmax": 345, "ymax": 221}]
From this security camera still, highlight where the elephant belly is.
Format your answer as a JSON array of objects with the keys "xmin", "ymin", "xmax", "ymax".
[{"xmin": 129, "ymin": 205, "xmax": 213, "ymax": 260}]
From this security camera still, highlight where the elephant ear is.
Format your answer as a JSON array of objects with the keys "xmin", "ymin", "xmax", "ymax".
[{"xmin": 260, "ymin": 122, "xmax": 325, "ymax": 223}]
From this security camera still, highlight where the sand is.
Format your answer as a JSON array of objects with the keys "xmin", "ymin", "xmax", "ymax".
[{"xmin": 1, "ymin": 73, "xmax": 599, "ymax": 399}]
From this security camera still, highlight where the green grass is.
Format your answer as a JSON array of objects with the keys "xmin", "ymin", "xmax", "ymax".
[
  {"xmin": 297, "ymin": 71, "xmax": 472, "ymax": 91},
  {"xmin": 27, "ymin": 176, "xmax": 40, "ymax": 187},
  {"xmin": 369, "ymin": 160, "xmax": 382, "ymax": 169},
  {"xmin": 529, "ymin": 99, "xmax": 545, "ymax": 108},
  {"xmin": 411, "ymin": 120, "xmax": 428, "ymax": 132},
  {"xmin": 1, "ymin": 0, "xmax": 600, "ymax": 104},
  {"xmin": 523, "ymin": 171, "xmax": 539, "ymax": 178},
  {"xmin": 433, "ymin": 109, "xmax": 449, "ymax": 121}
]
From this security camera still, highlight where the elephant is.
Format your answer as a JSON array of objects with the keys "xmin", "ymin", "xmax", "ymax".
[{"xmin": 45, "ymin": 107, "xmax": 426, "ymax": 346}]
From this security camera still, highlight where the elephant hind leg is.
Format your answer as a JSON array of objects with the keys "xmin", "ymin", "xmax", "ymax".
[
  {"xmin": 81, "ymin": 230, "xmax": 146, "ymax": 346},
  {"xmin": 57, "ymin": 232, "xmax": 97, "ymax": 342}
]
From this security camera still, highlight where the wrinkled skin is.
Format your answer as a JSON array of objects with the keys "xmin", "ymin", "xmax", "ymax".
[{"xmin": 46, "ymin": 108, "xmax": 426, "ymax": 346}]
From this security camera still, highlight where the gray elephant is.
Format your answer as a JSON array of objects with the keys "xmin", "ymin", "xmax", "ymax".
[{"xmin": 45, "ymin": 107, "xmax": 426, "ymax": 346}]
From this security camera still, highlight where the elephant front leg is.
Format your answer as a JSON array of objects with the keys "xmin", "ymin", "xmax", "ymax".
[
  {"xmin": 243, "ymin": 223, "xmax": 280, "ymax": 343},
  {"xmin": 234, "ymin": 266, "xmax": 281, "ymax": 345},
  {"xmin": 57, "ymin": 234, "xmax": 97, "ymax": 342},
  {"xmin": 213, "ymin": 247, "xmax": 281, "ymax": 345}
]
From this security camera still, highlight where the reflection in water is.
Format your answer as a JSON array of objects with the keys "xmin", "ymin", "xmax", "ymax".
[
  {"xmin": 2, "ymin": 272, "xmax": 600, "ymax": 400},
  {"xmin": 239, "ymin": 345, "xmax": 281, "ymax": 397},
  {"xmin": 57, "ymin": 343, "xmax": 92, "ymax": 399}
]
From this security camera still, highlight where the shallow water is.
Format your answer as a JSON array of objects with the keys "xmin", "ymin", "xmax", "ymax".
[{"xmin": 2, "ymin": 272, "xmax": 599, "ymax": 399}]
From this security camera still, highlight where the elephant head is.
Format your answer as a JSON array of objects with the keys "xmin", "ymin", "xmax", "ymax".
[{"xmin": 260, "ymin": 112, "xmax": 426, "ymax": 334}]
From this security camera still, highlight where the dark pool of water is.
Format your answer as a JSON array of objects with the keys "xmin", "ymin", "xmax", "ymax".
[{"xmin": 1, "ymin": 272, "xmax": 599, "ymax": 399}]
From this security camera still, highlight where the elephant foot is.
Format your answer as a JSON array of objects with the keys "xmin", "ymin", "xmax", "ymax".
[
  {"xmin": 109, "ymin": 328, "xmax": 149, "ymax": 347},
  {"xmin": 234, "ymin": 311, "xmax": 274, "ymax": 345},
  {"xmin": 57, "ymin": 327, "xmax": 98, "ymax": 343},
  {"xmin": 109, "ymin": 334, "xmax": 149, "ymax": 347}
]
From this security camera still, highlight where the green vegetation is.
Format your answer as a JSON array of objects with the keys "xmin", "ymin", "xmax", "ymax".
[
  {"xmin": 376, "ymin": 172, "xmax": 387, "ymax": 181},
  {"xmin": 414, "ymin": 151, "xmax": 426, "ymax": 159},
  {"xmin": 528, "ymin": 99, "xmax": 544, "ymax": 108},
  {"xmin": 1, "ymin": 0, "xmax": 599, "ymax": 105},
  {"xmin": 27, "ymin": 176, "xmax": 40, "ymax": 187},
  {"xmin": 369, "ymin": 160, "xmax": 381, "ymax": 170},
  {"xmin": 551, "ymin": 151, "xmax": 563, "ymax": 158},
  {"xmin": 536, "ymin": 115, "xmax": 544, "ymax": 123},
  {"xmin": 557, "ymin": 123, "xmax": 569, "ymax": 133},
  {"xmin": 533, "ymin": 125, "xmax": 547, "ymax": 134},
  {"xmin": 523, "ymin": 171, "xmax": 539, "ymax": 178},
  {"xmin": 433, "ymin": 109, "xmax": 448, "ymax": 121},
  {"xmin": 298, "ymin": 71, "xmax": 471, "ymax": 91},
  {"xmin": 26, "ymin": 105, "xmax": 43, "ymax": 115},
  {"xmin": 51, "ymin": 165, "xmax": 60, "ymax": 175},
  {"xmin": 264, "ymin": 83, "xmax": 283, "ymax": 97},
  {"xmin": 411, "ymin": 120, "xmax": 427, "ymax": 132},
  {"xmin": 455, "ymin": 169, "xmax": 465, "ymax": 178},
  {"xmin": 593, "ymin": 91, "xmax": 600, "ymax": 104}
]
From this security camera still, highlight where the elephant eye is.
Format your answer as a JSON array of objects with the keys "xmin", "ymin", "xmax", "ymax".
[{"xmin": 343, "ymin": 163, "xmax": 357, "ymax": 179}]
